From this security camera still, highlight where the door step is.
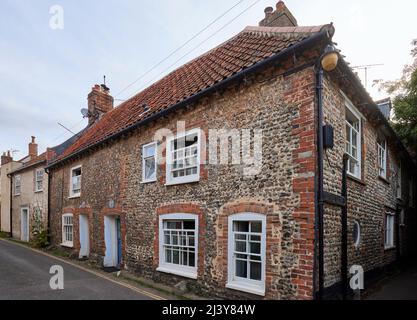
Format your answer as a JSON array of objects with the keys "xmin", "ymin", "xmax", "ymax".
[{"xmin": 102, "ymin": 267, "xmax": 120, "ymax": 273}]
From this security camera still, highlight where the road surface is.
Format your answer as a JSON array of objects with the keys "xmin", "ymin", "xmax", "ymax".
[{"xmin": 0, "ymin": 239, "xmax": 161, "ymax": 300}]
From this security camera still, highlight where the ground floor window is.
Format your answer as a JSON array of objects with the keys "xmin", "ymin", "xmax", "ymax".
[
  {"xmin": 227, "ymin": 213, "xmax": 266, "ymax": 296},
  {"xmin": 157, "ymin": 213, "xmax": 198, "ymax": 279},
  {"xmin": 385, "ymin": 212, "xmax": 395, "ymax": 249},
  {"xmin": 62, "ymin": 214, "xmax": 74, "ymax": 247}
]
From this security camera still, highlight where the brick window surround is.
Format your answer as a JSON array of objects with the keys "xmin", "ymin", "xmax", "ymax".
[
  {"xmin": 217, "ymin": 201, "xmax": 278, "ymax": 298},
  {"xmin": 60, "ymin": 207, "xmax": 93, "ymax": 252},
  {"xmin": 154, "ymin": 204, "xmax": 206, "ymax": 279}
]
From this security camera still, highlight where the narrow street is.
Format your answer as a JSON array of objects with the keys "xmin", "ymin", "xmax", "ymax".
[
  {"xmin": 0, "ymin": 239, "xmax": 162, "ymax": 300},
  {"xmin": 366, "ymin": 260, "xmax": 417, "ymax": 300}
]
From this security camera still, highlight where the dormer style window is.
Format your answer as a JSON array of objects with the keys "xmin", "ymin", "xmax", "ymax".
[
  {"xmin": 166, "ymin": 129, "xmax": 201, "ymax": 185},
  {"xmin": 377, "ymin": 139, "xmax": 387, "ymax": 179},
  {"xmin": 345, "ymin": 99, "xmax": 362, "ymax": 179},
  {"xmin": 70, "ymin": 165, "xmax": 82, "ymax": 198},
  {"xmin": 14, "ymin": 175, "xmax": 21, "ymax": 196},
  {"xmin": 35, "ymin": 169, "xmax": 44, "ymax": 192},
  {"xmin": 142, "ymin": 142, "xmax": 157, "ymax": 183}
]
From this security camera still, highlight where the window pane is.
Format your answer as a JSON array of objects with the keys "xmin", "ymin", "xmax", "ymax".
[
  {"xmin": 145, "ymin": 158, "xmax": 156, "ymax": 180},
  {"xmin": 144, "ymin": 144, "xmax": 156, "ymax": 157},
  {"xmin": 251, "ymin": 222, "xmax": 262, "ymax": 233},
  {"xmin": 233, "ymin": 221, "xmax": 249, "ymax": 232},
  {"xmin": 183, "ymin": 221, "xmax": 195, "ymax": 230},
  {"xmin": 235, "ymin": 241, "xmax": 247, "ymax": 253},
  {"xmin": 250, "ymin": 262, "xmax": 262, "ymax": 281},
  {"xmin": 250, "ymin": 242, "xmax": 261, "ymax": 254},
  {"xmin": 189, "ymin": 252, "xmax": 195, "ymax": 267},
  {"xmin": 236, "ymin": 260, "xmax": 247, "ymax": 278}
]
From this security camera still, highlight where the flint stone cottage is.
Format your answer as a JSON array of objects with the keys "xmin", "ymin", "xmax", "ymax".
[{"xmin": 46, "ymin": 2, "xmax": 416, "ymax": 299}]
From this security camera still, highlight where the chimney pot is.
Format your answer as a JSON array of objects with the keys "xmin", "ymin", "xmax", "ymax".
[
  {"xmin": 259, "ymin": 1, "xmax": 298, "ymax": 27},
  {"xmin": 264, "ymin": 6, "xmax": 273, "ymax": 16},
  {"xmin": 1, "ymin": 150, "xmax": 13, "ymax": 165}
]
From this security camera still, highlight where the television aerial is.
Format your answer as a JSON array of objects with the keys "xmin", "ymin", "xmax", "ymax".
[{"xmin": 81, "ymin": 108, "xmax": 89, "ymax": 118}]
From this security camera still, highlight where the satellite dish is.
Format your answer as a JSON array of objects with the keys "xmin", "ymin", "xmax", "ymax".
[{"xmin": 81, "ymin": 108, "xmax": 89, "ymax": 118}]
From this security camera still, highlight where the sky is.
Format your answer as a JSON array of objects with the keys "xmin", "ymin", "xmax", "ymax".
[{"xmin": 0, "ymin": 0, "xmax": 416, "ymax": 160}]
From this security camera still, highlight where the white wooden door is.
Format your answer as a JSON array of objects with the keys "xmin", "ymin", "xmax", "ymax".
[
  {"xmin": 103, "ymin": 216, "xmax": 117, "ymax": 267},
  {"xmin": 20, "ymin": 208, "xmax": 29, "ymax": 242},
  {"xmin": 79, "ymin": 215, "xmax": 90, "ymax": 258}
]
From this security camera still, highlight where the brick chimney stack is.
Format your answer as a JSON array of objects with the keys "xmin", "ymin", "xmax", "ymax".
[
  {"xmin": 88, "ymin": 84, "xmax": 114, "ymax": 126},
  {"xmin": 28, "ymin": 136, "xmax": 38, "ymax": 157},
  {"xmin": 259, "ymin": 1, "xmax": 298, "ymax": 27},
  {"xmin": 1, "ymin": 151, "xmax": 13, "ymax": 165}
]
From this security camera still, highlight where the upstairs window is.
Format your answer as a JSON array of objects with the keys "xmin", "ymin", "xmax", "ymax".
[
  {"xmin": 35, "ymin": 169, "xmax": 44, "ymax": 192},
  {"xmin": 345, "ymin": 102, "xmax": 362, "ymax": 179},
  {"xmin": 142, "ymin": 142, "xmax": 157, "ymax": 183},
  {"xmin": 62, "ymin": 214, "xmax": 74, "ymax": 247},
  {"xmin": 166, "ymin": 129, "xmax": 201, "ymax": 185},
  {"xmin": 227, "ymin": 213, "xmax": 266, "ymax": 296},
  {"xmin": 157, "ymin": 213, "xmax": 198, "ymax": 279},
  {"xmin": 385, "ymin": 212, "xmax": 395, "ymax": 249},
  {"xmin": 14, "ymin": 175, "xmax": 21, "ymax": 196},
  {"xmin": 70, "ymin": 166, "xmax": 82, "ymax": 198},
  {"xmin": 377, "ymin": 140, "xmax": 387, "ymax": 179}
]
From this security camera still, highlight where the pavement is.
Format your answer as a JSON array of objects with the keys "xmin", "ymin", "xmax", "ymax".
[
  {"xmin": 0, "ymin": 239, "xmax": 165, "ymax": 300},
  {"xmin": 366, "ymin": 259, "xmax": 417, "ymax": 300}
]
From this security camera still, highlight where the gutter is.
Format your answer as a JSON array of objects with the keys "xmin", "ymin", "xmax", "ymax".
[{"xmin": 46, "ymin": 28, "xmax": 332, "ymax": 170}]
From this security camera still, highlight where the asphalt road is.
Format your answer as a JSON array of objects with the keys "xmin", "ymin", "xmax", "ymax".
[{"xmin": 0, "ymin": 239, "xmax": 158, "ymax": 300}]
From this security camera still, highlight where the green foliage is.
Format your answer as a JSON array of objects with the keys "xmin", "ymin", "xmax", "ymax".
[
  {"xmin": 31, "ymin": 206, "xmax": 49, "ymax": 248},
  {"xmin": 376, "ymin": 40, "xmax": 417, "ymax": 156}
]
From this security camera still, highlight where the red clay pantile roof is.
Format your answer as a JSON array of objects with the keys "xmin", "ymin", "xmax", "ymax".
[{"xmin": 54, "ymin": 24, "xmax": 332, "ymax": 164}]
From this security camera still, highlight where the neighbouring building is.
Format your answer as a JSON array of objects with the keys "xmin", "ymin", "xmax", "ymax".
[
  {"xmin": 0, "ymin": 138, "xmax": 49, "ymax": 242},
  {"xmin": 45, "ymin": 2, "xmax": 416, "ymax": 300}
]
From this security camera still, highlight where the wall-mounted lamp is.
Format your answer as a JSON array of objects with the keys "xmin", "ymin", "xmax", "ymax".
[{"xmin": 321, "ymin": 44, "xmax": 339, "ymax": 72}]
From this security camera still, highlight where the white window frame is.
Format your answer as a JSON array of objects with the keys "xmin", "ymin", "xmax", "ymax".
[
  {"xmin": 345, "ymin": 99, "xmax": 362, "ymax": 180},
  {"xmin": 385, "ymin": 212, "xmax": 395, "ymax": 250},
  {"xmin": 157, "ymin": 213, "xmax": 198, "ymax": 279},
  {"xmin": 14, "ymin": 175, "xmax": 21, "ymax": 196},
  {"xmin": 397, "ymin": 161, "xmax": 402, "ymax": 199},
  {"xmin": 142, "ymin": 142, "xmax": 157, "ymax": 183},
  {"xmin": 377, "ymin": 140, "xmax": 387, "ymax": 179},
  {"xmin": 62, "ymin": 213, "xmax": 74, "ymax": 248},
  {"xmin": 35, "ymin": 168, "xmax": 44, "ymax": 192},
  {"xmin": 227, "ymin": 213, "xmax": 266, "ymax": 296},
  {"xmin": 166, "ymin": 128, "xmax": 201, "ymax": 186},
  {"xmin": 69, "ymin": 165, "xmax": 82, "ymax": 198}
]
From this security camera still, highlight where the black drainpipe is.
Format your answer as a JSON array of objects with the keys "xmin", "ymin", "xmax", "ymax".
[
  {"xmin": 315, "ymin": 68, "xmax": 325, "ymax": 300},
  {"xmin": 341, "ymin": 154, "xmax": 349, "ymax": 300}
]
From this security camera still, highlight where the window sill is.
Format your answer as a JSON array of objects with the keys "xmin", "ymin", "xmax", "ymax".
[
  {"xmin": 378, "ymin": 176, "xmax": 390, "ymax": 185},
  {"xmin": 141, "ymin": 179, "xmax": 157, "ymax": 184},
  {"xmin": 34, "ymin": 190, "xmax": 43, "ymax": 194},
  {"xmin": 61, "ymin": 243, "xmax": 74, "ymax": 248},
  {"xmin": 157, "ymin": 266, "xmax": 197, "ymax": 279},
  {"xmin": 384, "ymin": 245, "xmax": 396, "ymax": 251},
  {"xmin": 347, "ymin": 174, "xmax": 366, "ymax": 186},
  {"xmin": 14, "ymin": 194, "xmax": 21, "ymax": 197},
  {"xmin": 68, "ymin": 195, "xmax": 81, "ymax": 199},
  {"xmin": 165, "ymin": 177, "xmax": 200, "ymax": 187},
  {"xmin": 226, "ymin": 282, "xmax": 265, "ymax": 296}
]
